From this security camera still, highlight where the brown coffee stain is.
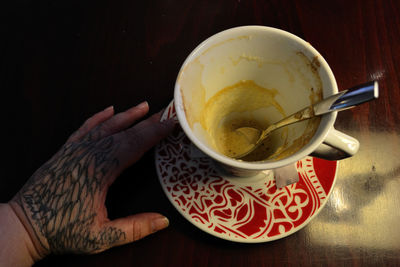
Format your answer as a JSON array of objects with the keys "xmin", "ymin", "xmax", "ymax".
[{"xmin": 179, "ymin": 58, "xmax": 206, "ymax": 129}]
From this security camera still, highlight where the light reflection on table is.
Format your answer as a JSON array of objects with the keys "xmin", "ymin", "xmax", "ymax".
[{"xmin": 307, "ymin": 131, "xmax": 400, "ymax": 250}]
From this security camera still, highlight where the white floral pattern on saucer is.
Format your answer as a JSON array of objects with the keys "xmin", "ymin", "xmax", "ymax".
[{"xmin": 155, "ymin": 101, "xmax": 338, "ymax": 243}]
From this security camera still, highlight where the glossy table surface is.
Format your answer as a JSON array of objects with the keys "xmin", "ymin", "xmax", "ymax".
[{"xmin": 2, "ymin": 0, "xmax": 399, "ymax": 266}]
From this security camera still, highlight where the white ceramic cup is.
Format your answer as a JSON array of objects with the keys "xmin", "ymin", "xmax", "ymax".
[{"xmin": 174, "ymin": 26, "xmax": 359, "ymax": 176}]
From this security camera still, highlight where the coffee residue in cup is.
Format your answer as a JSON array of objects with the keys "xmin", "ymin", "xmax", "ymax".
[
  {"xmin": 200, "ymin": 80, "xmax": 286, "ymax": 160},
  {"xmin": 203, "ymin": 79, "xmax": 321, "ymax": 162}
]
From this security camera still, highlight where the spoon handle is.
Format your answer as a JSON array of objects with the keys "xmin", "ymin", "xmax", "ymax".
[
  {"xmin": 314, "ymin": 80, "xmax": 379, "ymax": 116},
  {"xmin": 259, "ymin": 106, "xmax": 314, "ymax": 141},
  {"xmin": 259, "ymin": 81, "xmax": 379, "ymax": 143},
  {"xmin": 235, "ymin": 81, "xmax": 379, "ymax": 159}
]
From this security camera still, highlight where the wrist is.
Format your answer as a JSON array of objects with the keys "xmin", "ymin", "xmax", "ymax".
[{"xmin": 0, "ymin": 203, "xmax": 43, "ymax": 266}]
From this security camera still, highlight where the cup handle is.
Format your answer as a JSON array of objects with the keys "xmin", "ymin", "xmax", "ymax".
[{"xmin": 311, "ymin": 128, "xmax": 359, "ymax": 160}]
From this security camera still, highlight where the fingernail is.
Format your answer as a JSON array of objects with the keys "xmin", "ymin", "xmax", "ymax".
[
  {"xmin": 137, "ymin": 101, "xmax": 149, "ymax": 109},
  {"xmin": 104, "ymin": 105, "xmax": 114, "ymax": 112},
  {"xmin": 162, "ymin": 118, "xmax": 178, "ymax": 129},
  {"xmin": 151, "ymin": 216, "xmax": 169, "ymax": 232}
]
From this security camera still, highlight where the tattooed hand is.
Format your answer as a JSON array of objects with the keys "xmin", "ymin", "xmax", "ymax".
[{"xmin": 7, "ymin": 102, "xmax": 175, "ymax": 262}]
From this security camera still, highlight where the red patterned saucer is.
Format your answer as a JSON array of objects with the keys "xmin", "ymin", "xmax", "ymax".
[{"xmin": 155, "ymin": 101, "xmax": 338, "ymax": 243}]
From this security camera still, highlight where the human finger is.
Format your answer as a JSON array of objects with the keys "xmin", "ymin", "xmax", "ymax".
[
  {"xmin": 67, "ymin": 106, "xmax": 115, "ymax": 143},
  {"xmin": 85, "ymin": 101, "xmax": 150, "ymax": 142},
  {"xmin": 115, "ymin": 111, "xmax": 176, "ymax": 169},
  {"xmin": 93, "ymin": 213, "xmax": 169, "ymax": 253}
]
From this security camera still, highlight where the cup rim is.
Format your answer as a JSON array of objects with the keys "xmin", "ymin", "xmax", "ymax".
[{"xmin": 174, "ymin": 25, "xmax": 338, "ymax": 170}]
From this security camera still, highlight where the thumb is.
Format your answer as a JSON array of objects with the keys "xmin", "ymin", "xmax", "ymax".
[{"xmin": 98, "ymin": 213, "xmax": 169, "ymax": 250}]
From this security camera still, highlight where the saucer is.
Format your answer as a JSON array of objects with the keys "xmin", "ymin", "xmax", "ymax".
[{"xmin": 155, "ymin": 101, "xmax": 338, "ymax": 243}]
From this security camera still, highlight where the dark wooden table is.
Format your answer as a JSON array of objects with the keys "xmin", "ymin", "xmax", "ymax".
[{"xmin": 2, "ymin": 0, "xmax": 399, "ymax": 266}]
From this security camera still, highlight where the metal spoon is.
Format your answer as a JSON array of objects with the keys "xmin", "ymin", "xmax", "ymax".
[{"xmin": 233, "ymin": 81, "xmax": 379, "ymax": 159}]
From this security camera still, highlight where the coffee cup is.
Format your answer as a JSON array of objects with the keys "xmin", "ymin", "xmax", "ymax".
[{"xmin": 174, "ymin": 26, "xmax": 359, "ymax": 176}]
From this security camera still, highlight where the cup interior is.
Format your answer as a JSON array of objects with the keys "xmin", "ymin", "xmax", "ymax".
[{"xmin": 175, "ymin": 26, "xmax": 337, "ymax": 170}]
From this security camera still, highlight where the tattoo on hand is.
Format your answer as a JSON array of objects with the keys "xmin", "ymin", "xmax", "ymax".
[{"xmin": 14, "ymin": 136, "xmax": 126, "ymax": 254}]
